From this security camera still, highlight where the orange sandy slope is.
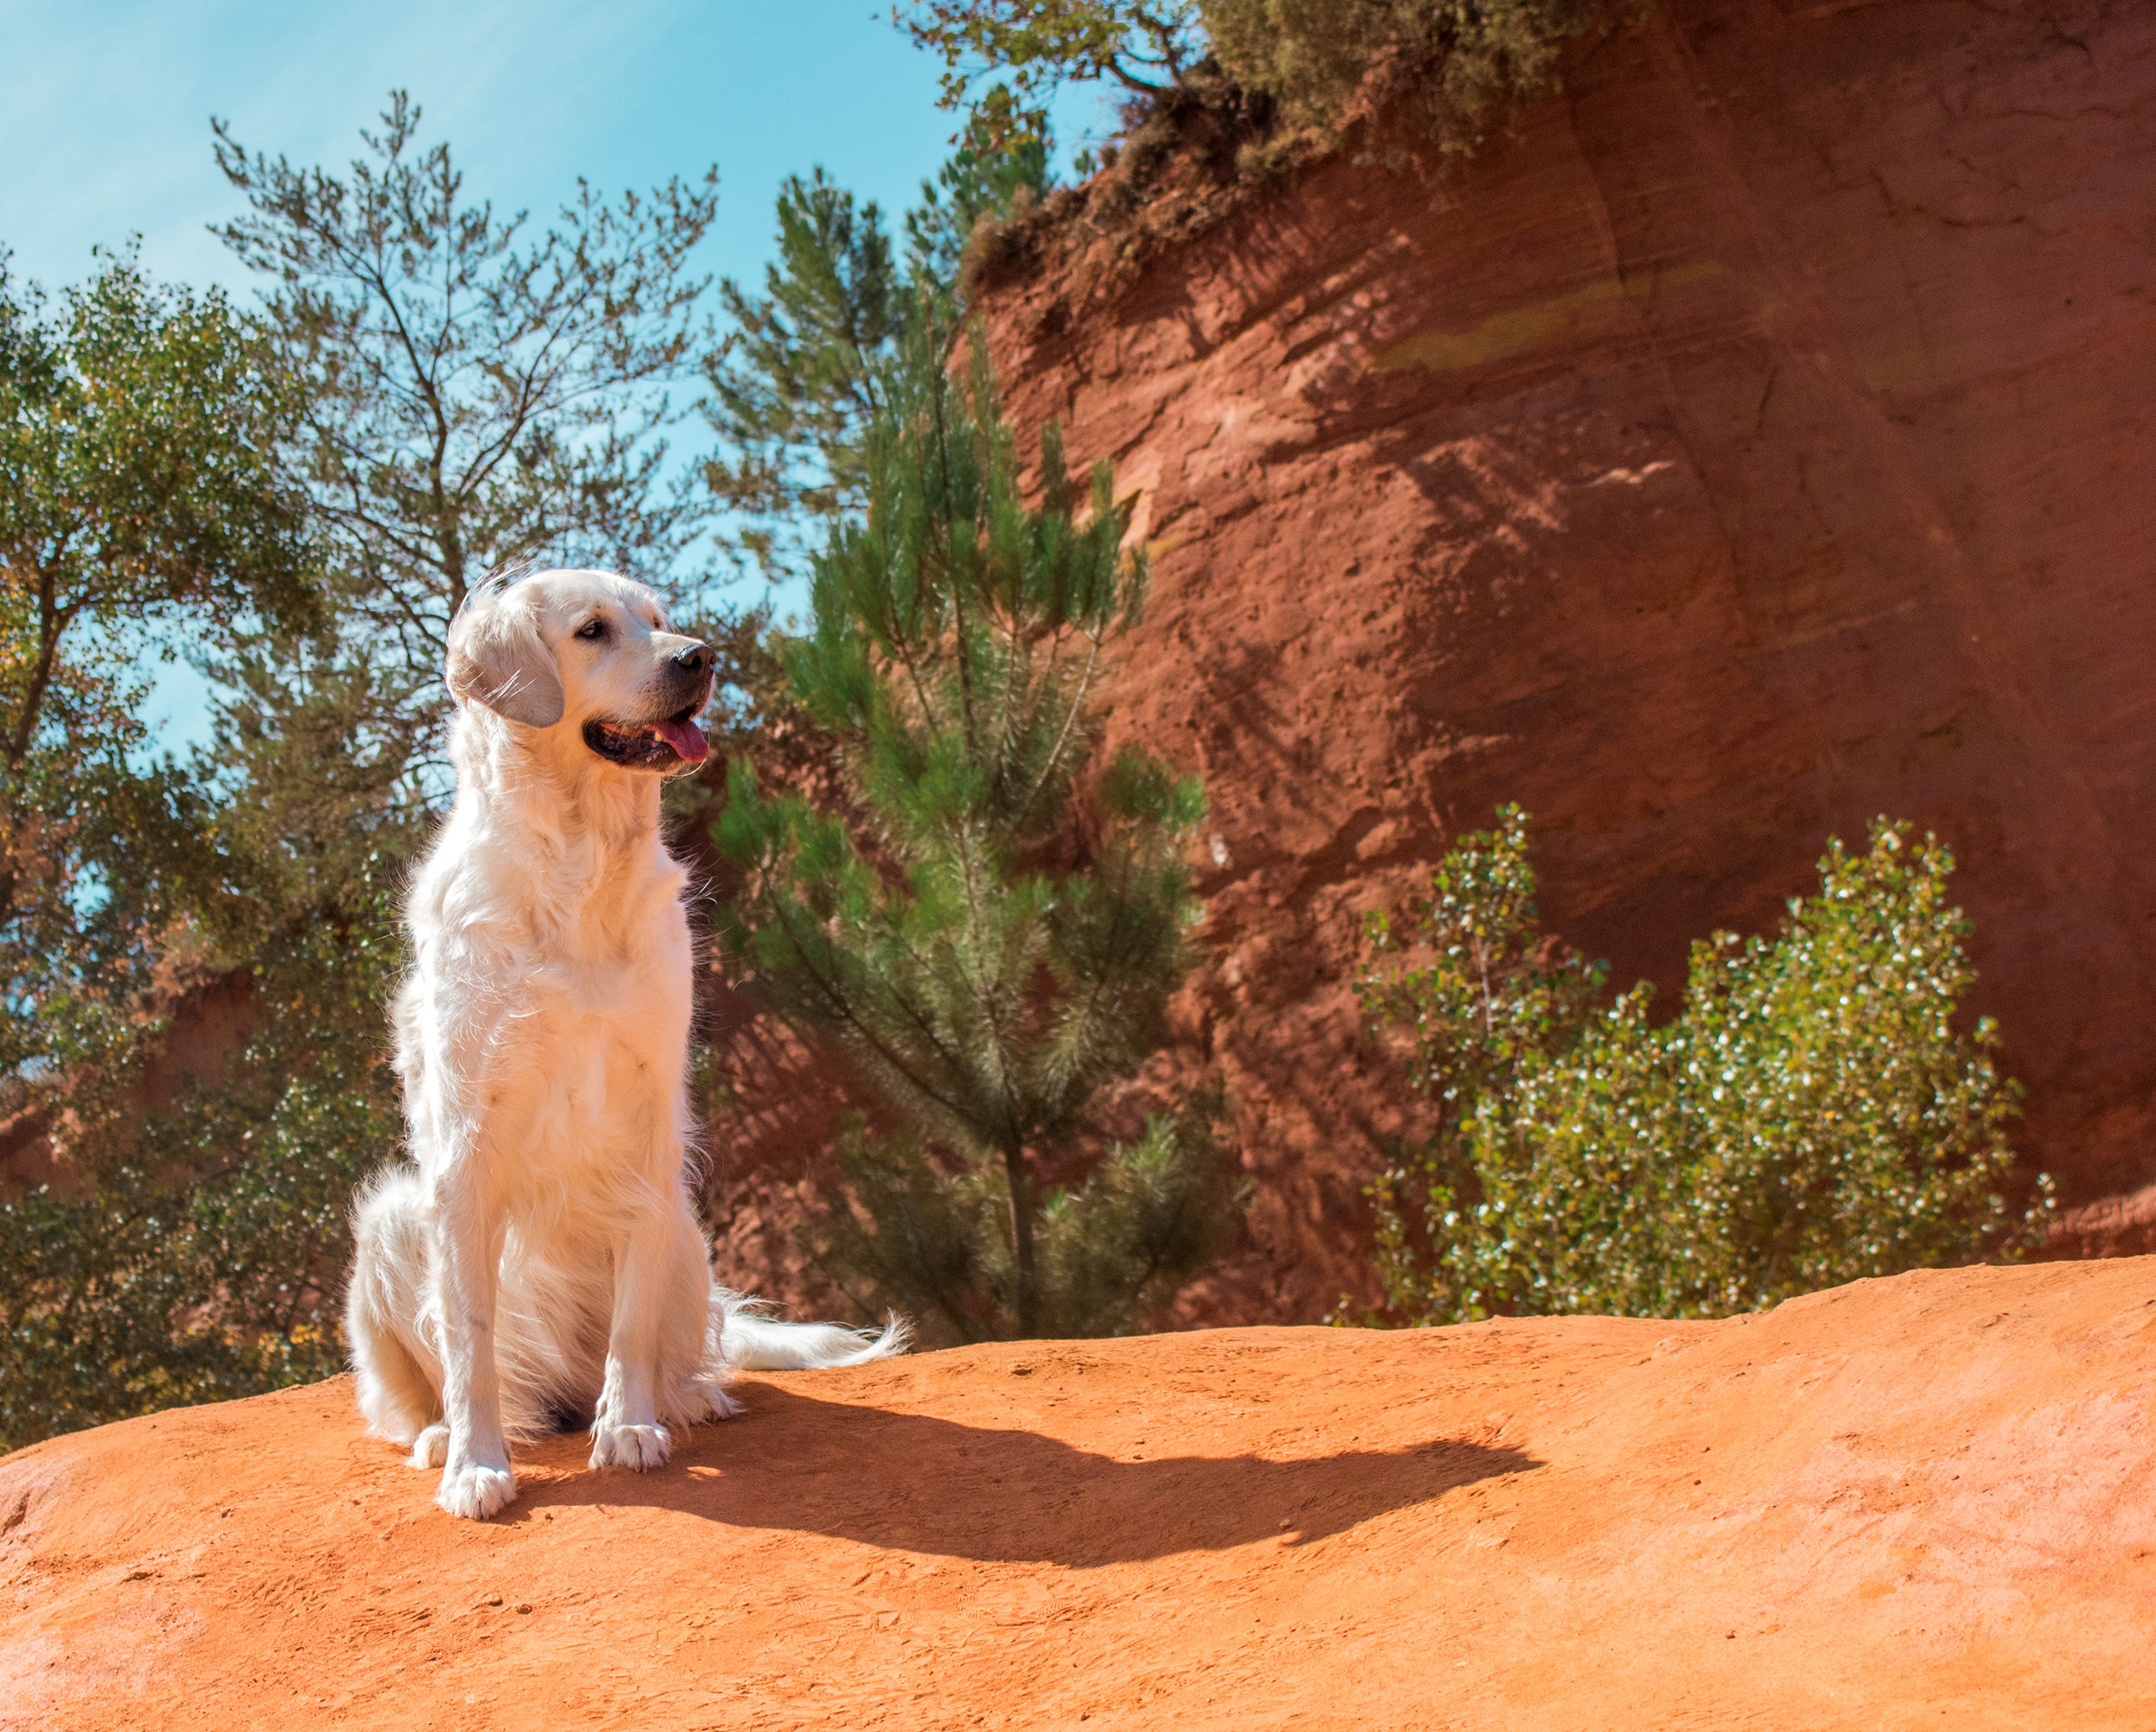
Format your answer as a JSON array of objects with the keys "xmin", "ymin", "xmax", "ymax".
[{"xmin": 3, "ymin": 1257, "xmax": 2152, "ymax": 1730}]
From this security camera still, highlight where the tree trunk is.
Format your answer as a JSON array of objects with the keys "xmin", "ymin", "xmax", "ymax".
[
  {"xmin": 0, "ymin": 568, "xmax": 71, "ymax": 926},
  {"xmin": 1004, "ymin": 1141, "xmax": 1038, "ymax": 1337},
  {"xmin": 4, "ymin": 567, "xmax": 68, "ymax": 772}
]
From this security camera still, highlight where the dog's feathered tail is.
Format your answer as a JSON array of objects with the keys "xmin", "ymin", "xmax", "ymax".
[{"xmin": 713, "ymin": 1289, "xmax": 912, "ymax": 1372}]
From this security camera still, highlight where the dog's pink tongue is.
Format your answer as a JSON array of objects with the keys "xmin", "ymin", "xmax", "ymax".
[{"xmin": 655, "ymin": 717, "xmax": 709, "ymax": 763}]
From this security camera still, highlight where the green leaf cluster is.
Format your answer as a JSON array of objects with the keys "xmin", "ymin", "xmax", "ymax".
[
  {"xmin": 0, "ymin": 249, "xmax": 310, "ymax": 1096},
  {"xmin": 717, "ymin": 330, "xmax": 1235, "ymax": 1341},
  {"xmin": 1356, "ymin": 807, "xmax": 2049, "ymax": 1326},
  {"xmin": 896, "ymin": 2, "xmax": 1204, "ymax": 144},
  {"xmin": 1201, "ymin": 0, "xmax": 1626, "ymax": 148},
  {"xmin": 895, "ymin": 1, "xmax": 1636, "ymax": 162}
]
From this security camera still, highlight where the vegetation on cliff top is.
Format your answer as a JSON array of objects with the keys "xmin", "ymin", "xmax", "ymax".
[
  {"xmin": 900, "ymin": 0, "xmax": 1637, "ymax": 159},
  {"xmin": 889, "ymin": 0, "xmax": 1643, "ymax": 306}
]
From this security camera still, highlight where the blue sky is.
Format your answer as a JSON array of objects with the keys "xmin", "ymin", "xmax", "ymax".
[{"xmin": 3, "ymin": 0, "xmax": 1112, "ymax": 749}]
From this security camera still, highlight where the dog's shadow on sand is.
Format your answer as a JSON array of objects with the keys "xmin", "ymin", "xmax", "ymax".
[{"xmin": 498, "ymin": 1385, "xmax": 1539, "ymax": 1566}]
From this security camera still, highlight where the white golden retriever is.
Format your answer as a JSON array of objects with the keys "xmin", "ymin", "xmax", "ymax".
[{"xmin": 346, "ymin": 568, "xmax": 905, "ymax": 1520}]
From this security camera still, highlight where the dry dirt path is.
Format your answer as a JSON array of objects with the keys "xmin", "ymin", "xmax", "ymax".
[{"xmin": 3, "ymin": 1257, "xmax": 2152, "ymax": 1729}]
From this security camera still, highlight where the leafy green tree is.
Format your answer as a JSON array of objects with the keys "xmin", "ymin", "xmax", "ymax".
[
  {"xmin": 897, "ymin": 2, "xmax": 1204, "ymax": 144},
  {"xmin": 0, "ymin": 869, "xmax": 403, "ymax": 1453},
  {"xmin": 716, "ymin": 333, "xmax": 1236, "ymax": 1341},
  {"xmin": 0, "ymin": 249, "xmax": 309, "ymax": 1091},
  {"xmin": 212, "ymin": 88, "xmax": 721, "ymax": 772},
  {"xmin": 1355, "ymin": 809, "xmax": 2049, "ymax": 1326},
  {"xmin": 0, "ymin": 250, "xmax": 344, "ymax": 1451}
]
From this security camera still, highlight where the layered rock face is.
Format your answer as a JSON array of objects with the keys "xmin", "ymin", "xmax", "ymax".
[{"xmin": 970, "ymin": 0, "xmax": 2156, "ymax": 1317}]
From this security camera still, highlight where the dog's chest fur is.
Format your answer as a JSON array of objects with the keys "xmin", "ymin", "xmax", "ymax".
[{"xmin": 397, "ymin": 731, "xmax": 696, "ymax": 1186}]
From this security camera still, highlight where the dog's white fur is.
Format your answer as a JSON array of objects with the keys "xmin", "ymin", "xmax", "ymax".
[{"xmin": 346, "ymin": 568, "xmax": 905, "ymax": 1520}]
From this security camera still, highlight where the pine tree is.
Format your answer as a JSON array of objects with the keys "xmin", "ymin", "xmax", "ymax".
[
  {"xmin": 716, "ymin": 331, "xmax": 1238, "ymax": 1342},
  {"xmin": 903, "ymin": 113, "xmax": 1055, "ymax": 290},
  {"xmin": 702, "ymin": 169, "xmax": 912, "ymax": 586},
  {"xmin": 703, "ymin": 121, "xmax": 1054, "ymax": 584}
]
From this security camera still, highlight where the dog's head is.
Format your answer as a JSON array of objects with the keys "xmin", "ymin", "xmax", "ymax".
[{"xmin": 446, "ymin": 568, "xmax": 714, "ymax": 772}]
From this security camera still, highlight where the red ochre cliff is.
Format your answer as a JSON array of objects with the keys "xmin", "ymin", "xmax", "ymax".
[{"xmin": 855, "ymin": 0, "xmax": 2156, "ymax": 1321}]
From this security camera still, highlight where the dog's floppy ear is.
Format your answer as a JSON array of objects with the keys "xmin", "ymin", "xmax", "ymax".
[{"xmin": 446, "ymin": 583, "xmax": 565, "ymax": 728}]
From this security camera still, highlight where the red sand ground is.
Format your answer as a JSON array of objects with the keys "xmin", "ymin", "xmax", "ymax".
[{"xmin": 3, "ymin": 1257, "xmax": 2152, "ymax": 1729}]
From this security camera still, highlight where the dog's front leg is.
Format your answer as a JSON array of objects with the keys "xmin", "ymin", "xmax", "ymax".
[
  {"xmin": 430, "ymin": 1173, "xmax": 517, "ymax": 1518},
  {"xmin": 590, "ymin": 1209, "xmax": 677, "ymax": 1471}
]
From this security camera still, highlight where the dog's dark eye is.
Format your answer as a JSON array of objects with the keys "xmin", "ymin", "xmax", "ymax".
[{"xmin": 575, "ymin": 618, "xmax": 607, "ymax": 642}]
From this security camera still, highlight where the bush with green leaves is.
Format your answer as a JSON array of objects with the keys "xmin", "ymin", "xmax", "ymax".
[
  {"xmin": 717, "ymin": 332, "xmax": 1239, "ymax": 1343},
  {"xmin": 1355, "ymin": 807, "xmax": 2049, "ymax": 1326},
  {"xmin": 897, "ymin": 2, "xmax": 1205, "ymax": 145},
  {"xmin": 898, "ymin": 0, "xmax": 1633, "ymax": 158},
  {"xmin": 1201, "ymin": 0, "xmax": 1627, "ymax": 149},
  {"xmin": 0, "ymin": 862, "xmax": 406, "ymax": 1454}
]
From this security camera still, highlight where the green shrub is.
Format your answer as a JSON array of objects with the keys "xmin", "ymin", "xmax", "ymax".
[
  {"xmin": 0, "ymin": 875, "xmax": 403, "ymax": 1453},
  {"xmin": 1354, "ymin": 808, "xmax": 2049, "ymax": 1326},
  {"xmin": 1203, "ymin": 0, "xmax": 1628, "ymax": 149},
  {"xmin": 899, "ymin": 2, "xmax": 1636, "ymax": 161}
]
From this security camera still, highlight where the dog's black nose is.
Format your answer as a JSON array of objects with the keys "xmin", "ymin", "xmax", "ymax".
[{"xmin": 673, "ymin": 643, "xmax": 715, "ymax": 675}]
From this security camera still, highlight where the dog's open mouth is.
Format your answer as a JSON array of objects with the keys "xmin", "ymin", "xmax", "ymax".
[{"xmin": 581, "ymin": 706, "xmax": 711, "ymax": 769}]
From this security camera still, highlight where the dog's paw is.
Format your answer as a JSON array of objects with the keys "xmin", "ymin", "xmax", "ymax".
[
  {"xmin": 686, "ymin": 1382, "xmax": 741, "ymax": 1424},
  {"xmin": 590, "ymin": 1423, "xmax": 672, "ymax": 1471},
  {"xmin": 409, "ymin": 1424, "xmax": 449, "ymax": 1470},
  {"xmin": 436, "ymin": 1460, "xmax": 517, "ymax": 1520}
]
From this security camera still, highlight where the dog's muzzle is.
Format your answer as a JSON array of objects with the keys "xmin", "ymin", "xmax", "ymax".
[{"xmin": 582, "ymin": 644, "xmax": 716, "ymax": 771}]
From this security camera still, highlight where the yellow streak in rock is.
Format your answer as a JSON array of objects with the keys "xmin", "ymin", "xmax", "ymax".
[{"xmin": 1369, "ymin": 261, "xmax": 1727, "ymax": 375}]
